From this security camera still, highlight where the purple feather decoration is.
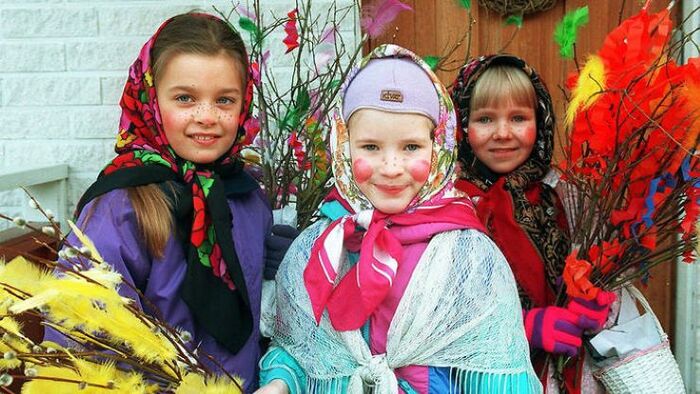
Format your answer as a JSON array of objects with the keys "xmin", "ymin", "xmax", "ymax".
[
  {"xmin": 320, "ymin": 26, "xmax": 337, "ymax": 45},
  {"xmin": 361, "ymin": 0, "xmax": 412, "ymax": 38}
]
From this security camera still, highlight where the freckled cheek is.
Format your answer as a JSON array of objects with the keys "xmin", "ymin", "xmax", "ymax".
[
  {"xmin": 467, "ymin": 126, "xmax": 486, "ymax": 148},
  {"xmin": 409, "ymin": 159, "xmax": 430, "ymax": 183},
  {"xmin": 164, "ymin": 108, "xmax": 194, "ymax": 124},
  {"xmin": 352, "ymin": 158, "xmax": 373, "ymax": 184}
]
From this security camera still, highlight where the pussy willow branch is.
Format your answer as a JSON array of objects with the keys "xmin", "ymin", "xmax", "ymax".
[{"xmin": 0, "ymin": 205, "xmax": 238, "ymax": 385}]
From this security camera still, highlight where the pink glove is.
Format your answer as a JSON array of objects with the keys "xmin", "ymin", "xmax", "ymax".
[
  {"xmin": 523, "ymin": 306, "xmax": 598, "ymax": 358},
  {"xmin": 567, "ymin": 290, "xmax": 617, "ymax": 331}
]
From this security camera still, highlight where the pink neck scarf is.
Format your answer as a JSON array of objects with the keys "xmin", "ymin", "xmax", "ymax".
[{"xmin": 304, "ymin": 196, "xmax": 485, "ymax": 331}]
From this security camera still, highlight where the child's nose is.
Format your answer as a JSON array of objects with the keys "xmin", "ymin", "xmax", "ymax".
[
  {"xmin": 493, "ymin": 120, "xmax": 513, "ymax": 139},
  {"xmin": 194, "ymin": 104, "xmax": 217, "ymax": 127},
  {"xmin": 380, "ymin": 154, "xmax": 403, "ymax": 177}
]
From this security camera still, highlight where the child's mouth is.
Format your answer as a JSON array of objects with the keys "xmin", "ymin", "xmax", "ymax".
[
  {"xmin": 191, "ymin": 134, "xmax": 219, "ymax": 146},
  {"xmin": 489, "ymin": 148, "xmax": 518, "ymax": 156},
  {"xmin": 376, "ymin": 184, "xmax": 406, "ymax": 195}
]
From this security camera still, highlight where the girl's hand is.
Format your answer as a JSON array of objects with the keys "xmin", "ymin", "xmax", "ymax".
[
  {"xmin": 567, "ymin": 290, "xmax": 617, "ymax": 331},
  {"xmin": 523, "ymin": 306, "xmax": 597, "ymax": 357},
  {"xmin": 254, "ymin": 379, "xmax": 290, "ymax": 394}
]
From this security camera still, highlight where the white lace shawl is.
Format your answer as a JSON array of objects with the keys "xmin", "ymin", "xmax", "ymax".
[{"xmin": 270, "ymin": 219, "xmax": 542, "ymax": 393}]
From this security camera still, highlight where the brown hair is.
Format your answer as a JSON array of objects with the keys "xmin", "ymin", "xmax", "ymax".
[
  {"xmin": 470, "ymin": 65, "xmax": 535, "ymax": 111},
  {"xmin": 151, "ymin": 12, "xmax": 248, "ymax": 87},
  {"xmin": 80, "ymin": 184, "xmax": 175, "ymax": 259},
  {"xmin": 127, "ymin": 185, "xmax": 175, "ymax": 259},
  {"xmin": 129, "ymin": 13, "xmax": 248, "ymax": 258}
]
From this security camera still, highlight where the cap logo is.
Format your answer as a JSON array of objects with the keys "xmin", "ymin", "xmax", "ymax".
[{"xmin": 380, "ymin": 89, "xmax": 404, "ymax": 103}]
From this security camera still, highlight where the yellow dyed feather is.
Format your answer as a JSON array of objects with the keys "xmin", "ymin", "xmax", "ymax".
[
  {"xmin": 81, "ymin": 266, "xmax": 123, "ymax": 290},
  {"xmin": 22, "ymin": 360, "xmax": 156, "ymax": 394},
  {"xmin": 566, "ymin": 55, "xmax": 606, "ymax": 126},
  {"xmin": 7, "ymin": 270, "xmax": 176, "ymax": 365},
  {"xmin": 0, "ymin": 358, "xmax": 21, "ymax": 371},
  {"xmin": 0, "ymin": 318, "xmax": 32, "ymax": 357},
  {"xmin": 40, "ymin": 277, "xmax": 177, "ymax": 364},
  {"xmin": 0, "ymin": 256, "xmax": 51, "ymax": 298},
  {"xmin": 102, "ymin": 303, "xmax": 178, "ymax": 365},
  {"xmin": 175, "ymin": 373, "xmax": 244, "ymax": 394},
  {"xmin": 9, "ymin": 288, "xmax": 59, "ymax": 314},
  {"xmin": 68, "ymin": 220, "xmax": 104, "ymax": 264},
  {"xmin": 0, "ymin": 316, "xmax": 23, "ymax": 337},
  {"xmin": 0, "ymin": 329, "xmax": 30, "ymax": 371}
]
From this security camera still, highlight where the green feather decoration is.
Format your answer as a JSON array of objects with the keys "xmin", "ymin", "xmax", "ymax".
[
  {"xmin": 456, "ymin": 0, "xmax": 471, "ymax": 10},
  {"xmin": 422, "ymin": 55, "xmax": 440, "ymax": 71},
  {"xmin": 239, "ymin": 17, "xmax": 261, "ymax": 42},
  {"xmin": 505, "ymin": 14, "xmax": 523, "ymax": 28},
  {"xmin": 554, "ymin": 6, "xmax": 589, "ymax": 59}
]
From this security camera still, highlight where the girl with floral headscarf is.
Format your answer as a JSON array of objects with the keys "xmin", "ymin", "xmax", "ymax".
[
  {"xmin": 49, "ymin": 13, "xmax": 272, "ymax": 391},
  {"xmin": 256, "ymin": 45, "xmax": 541, "ymax": 394},
  {"xmin": 451, "ymin": 55, "xmax": 616, "ymax": 393}
]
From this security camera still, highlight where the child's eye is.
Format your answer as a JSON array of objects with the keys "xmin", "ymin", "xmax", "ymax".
[
  {"xmin": 217, "ymin": 97, "xmax": 236, "ymax": 105},
  {"xmin": 175, "ymin": 95, "xmax": 193, "ymax": 103},
  {"xmin": 512, "ymin": 115, "xmax": 526, "ymax": 122},
  {"xmin": 361, "ymin": 144, "xmax": 379, "ymax": 151},
  {"xmin": 475, "ymin": 116, "xmax": 491, "ymax": 124},
  {"xmin": 405, "ymin": 144, "xmax": 421, "ymax": 152}
]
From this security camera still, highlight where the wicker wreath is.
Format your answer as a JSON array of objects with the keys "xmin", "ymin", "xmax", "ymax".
[{"xmin": 478, "ymin": 0, "xmax": 558, "ymax": 15}]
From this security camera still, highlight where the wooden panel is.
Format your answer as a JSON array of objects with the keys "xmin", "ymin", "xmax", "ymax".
[{"xmin": 362, "ymin": 0, "xmax": 679, "ymax": 338}]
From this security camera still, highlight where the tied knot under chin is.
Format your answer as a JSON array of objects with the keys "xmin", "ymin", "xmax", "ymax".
[{"xmin": 357, "ymin": 353, "xmax": 391, "ymax": 384}]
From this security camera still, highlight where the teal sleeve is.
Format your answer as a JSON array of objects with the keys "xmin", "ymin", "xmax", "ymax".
[
  {"xmin": 259, "ymin": 346, "xmax": 353, "ymax": 393},
  {"xmin": 319, "ymin": 200, "xmax": 349, "ymax": 220},
  {"xmin": 259, "ymin": 346, "xmax": 307, "ymax": 394}
]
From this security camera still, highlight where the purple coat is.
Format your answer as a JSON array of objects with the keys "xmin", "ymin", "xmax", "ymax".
[{"xmin": 50, "ymin": 187, "xmax": 271, "ymax": 392}]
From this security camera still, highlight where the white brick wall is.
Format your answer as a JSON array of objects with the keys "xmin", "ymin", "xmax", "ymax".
[{"xmin": 0, "ymin": 0, "xmax": 357, "ymax": 230}]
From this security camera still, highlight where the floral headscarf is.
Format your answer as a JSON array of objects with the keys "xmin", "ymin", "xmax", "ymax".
[
  {"xmin": 304, "ymin": 45, "xmax": 485, "ymax": 331},
  {"xmin": 76, "ymin": 13, "xmax": 258, "ymax": 353},
  {"xmin": 451, "ymin": 54, "xmax": 570, "ymax": 308}
]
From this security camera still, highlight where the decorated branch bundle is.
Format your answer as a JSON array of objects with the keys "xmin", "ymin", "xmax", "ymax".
[
  {"xmin": 558, "ymin": 2, "xmax": 699, "ymax": 301},
  {"xmin": 0, "ymin": 207, "xmax": 244, "ymax": 393},
  {"xmin": 227, "ymin": 0, "xmax": 413, "ymax": 229}
]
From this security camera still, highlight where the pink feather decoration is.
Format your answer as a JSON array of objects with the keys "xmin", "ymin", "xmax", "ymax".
[
  {"xmin": 235, "ymin": 4, "xmax": 256, "ymax": 20},
  {"xmin": 361, "ymin": 0, "xmax": 412, "ymax": 38}
]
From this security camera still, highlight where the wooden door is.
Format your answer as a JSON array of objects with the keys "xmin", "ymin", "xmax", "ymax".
[{"xmin": 363, "ymin": 0, "xmax": 677, "ymax": 338}]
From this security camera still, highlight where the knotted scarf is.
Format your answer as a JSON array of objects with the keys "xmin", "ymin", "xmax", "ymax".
[{"xmin": 303, "ymin": 44, "xmax": 485, "ymax": 331}]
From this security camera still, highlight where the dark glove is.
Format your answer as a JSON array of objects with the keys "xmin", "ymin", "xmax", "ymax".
[
  {"xmin": 264, "ymin": 224, "xmax": 300, "ymax": 280},
  {"xmin": 523, "ymin": 306, "xmax": 598, "ymax": 358}
]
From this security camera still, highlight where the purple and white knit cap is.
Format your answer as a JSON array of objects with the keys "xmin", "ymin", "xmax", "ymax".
[{"xmin": 342, "ymin": 57, "xmax": 440, "ymax": 125}]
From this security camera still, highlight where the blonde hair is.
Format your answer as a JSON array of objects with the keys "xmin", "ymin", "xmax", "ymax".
[{"xmin": 470, "ymin": 65, "xmax": 536, "ymax": 111}]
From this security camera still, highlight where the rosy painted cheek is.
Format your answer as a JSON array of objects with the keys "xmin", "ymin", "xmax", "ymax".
[
  {"xmin": 524, "ymin": 125, "xmax": 537, "ymax": 146},
  {"xmin": 352, "ymin": 158, "xmax": 373, "ymax": 184},
  {"xmin": 409, "ymin": 159, "xmax": 430, "ymax": 182}
]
